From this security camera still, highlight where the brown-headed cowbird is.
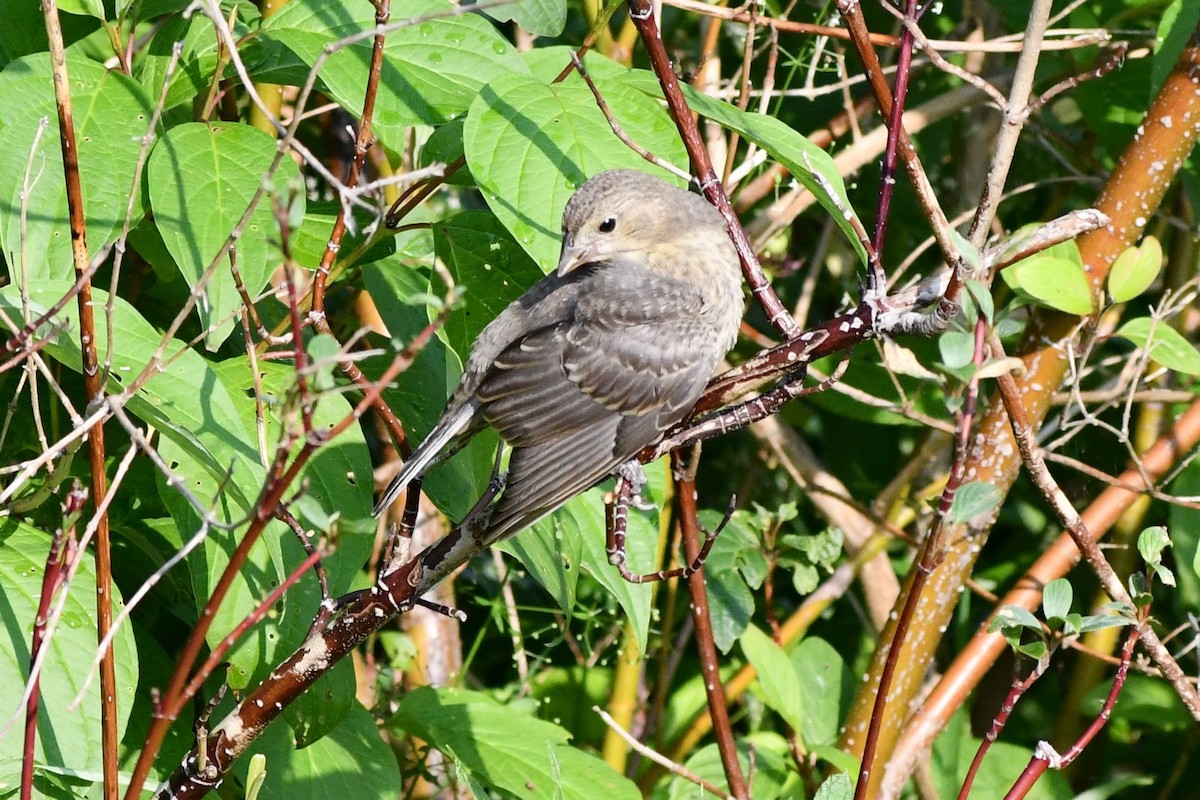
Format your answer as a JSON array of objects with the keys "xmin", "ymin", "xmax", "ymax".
[{"xmin": 373, "ymin": 169, "xmax": 743, "ymax": 545}]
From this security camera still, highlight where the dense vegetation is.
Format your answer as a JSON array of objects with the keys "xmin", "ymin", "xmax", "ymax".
[{"xmin": 2, "ymin": 0, "xmax": 1198, "ymax": 798}]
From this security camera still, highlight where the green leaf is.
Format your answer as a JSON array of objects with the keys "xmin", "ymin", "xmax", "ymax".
[
  {"xmin": 307, "ymin": 333, "xmax": 342, "ymax": 392},
  {"xmin": 1042, "ymin": 578, "xmax": 1073, "ymax": 621},
  {"xmin": 700, "ymin": 510, "xmax": 758, "ymax": 652},
  {"xmin": 794, "ymin": 636, "xmax": 852, "ymax": 747},
  {"xmin": 815, "ymin": 773, "xmax": 853, "ymax": 800},
  {"xmin": 672, "ymin": 735, "xmax": 795, "ymax": 799},
  {"xmin": 965, "ymin": 278, "xmax": 994, "ymax": 325},
  {"xmin": 249, "ymin": 702, "xmax": 400, "ymax": 800},
  {"xmin": 946, "ymin": 481, "xmax": 1002, "ymax": 525},
  {"xmin": 938, "ymin": 329, "xmax": 975, "ymax": 369},
  {"xmin": 0, "ymin": 54, "xmax": 154, "ymax": 284},
  {"xmin": 1004, "ymin": 255, "xmax": 1095, "ymax": 315},
  {"xmin": 1077, "ymin": 614, "xmax": 1133, "ymax": 634},
  {"xmin": 1138, "ymin": 525, "xmax": 1171, "ymax": 566},
  {"xmin": 1115, "ymin": 317, "xmax": 1200, "ymax": 375},
  {"xmin": 989, "ymin": 605, "xmax": 1042, "ymax": 633},
  {"xmin": 1137, "ymin": 525, "xmax": 1176, "ymax": 587},
  {"xmin": 147, "ymin": 122, "xmax": 305, "ymax": 350},
  {"xmin": 619, "ymin": 69, "xmax": 868, "ymax": 266},
  {"xmin": 1108, "ymin": 236, "xmax": 1162, "ymax": 303},
  {"xmin": 480, "ymin": 0, "xmax": 567, "ymax": 37},
  {"xmin": 389, "ymin": 687, "xmax": 640, "ymax": 800},
  {"xmin": 500, "ymin": 505, "xmax": 584, "ymax": 615},
  {"xmin": 740, "ymin": 625, "xmax": 804, "ymax": 731},
  {"xmin": 433, "ymin": 211, "xmax": 545, "ymax": 360},
  {"xmin": 58, "ymin": 0, "xmax": 106, "ymax": 18},
  {"xmin": 464, "ymin": 70, "xmax": 689, "ymax": 270},
  {"xmin": 257, "ymin": 0, "xmax": 526, "ymax": 152},
  {"xmin": 0, "ymin": 520, "xmax": 139, "ymax": 784}
]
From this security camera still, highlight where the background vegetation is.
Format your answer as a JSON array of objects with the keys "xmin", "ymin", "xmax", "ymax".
[{"xmin": 2, "ymin": 0, "xmax": 1199, "ymax": 798}]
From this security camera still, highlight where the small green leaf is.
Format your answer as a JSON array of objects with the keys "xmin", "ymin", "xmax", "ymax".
[
  {"xmin": 1128, "ymin": 572, "xmax": 1152, "ymax": 606},
  {"xmin": 1042, "ymin": 578, "xmax": 1073, "ymax": 621},
  {"xmin": 939, "ymin": 330, "xmax": 975, "ymax": 369},
  {"xmin": 1108, "ymin": 236, "xmax": 1162, "ymax": 303},
  {"xmin": 1138, "ymin": 526, "xmax": 1171, "ymax": 566},
  {"xmin": 480, "ymin": 0, "xmax": 567, "ymax": 37},
  {"xmin": 815, "ymin": 773, "xmax": 853, "ymax": 800},
  {"xmin": 1116, "ymin": 318, "xmax": 1200, "ymax": 375},
  {"xmin": 741, "ymin": 625, "xmax": 804, "ymax": 731},
  {"xmin": 946, "ymin": 482, "xmax": 1002, "ymax": 525},
  {"xmin": 245, "ymin": 754, "xmax": 267, "ymax": 800},
  {"xmin": 57, "ymin": 0, "xmax": 105, "ymax": 18},
  {"xmin": 1016, "ymin": 639, "xmax": 1049, "ymax": 660},
  {"xmin": 965, "ymin": 279, "xmax": 994, "ymax": 325},
  {"xmin": 1005, "ymin": 255, "xmax": 1095, "ymax": 315},
  {"xmin": 950, "ymin": 229, "xmax": 983, "ymax": 276},
  {"xmin": 989, "ymin": 605, "xmax": 1042, "ymax": 633},
  {"xmin": 1077, "ymin": 614, "xmax": 1134, "ymax": 633}
]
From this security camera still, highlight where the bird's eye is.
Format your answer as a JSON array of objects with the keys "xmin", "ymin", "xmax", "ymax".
[{"xmin": 598, "ymin": 217, "xmax": 617, "ymax": 233}]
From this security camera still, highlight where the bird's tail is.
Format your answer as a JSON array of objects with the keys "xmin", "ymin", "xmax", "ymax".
[{"xmin": 372, "ymin": 402, "xmax": 476, "ymax": 517}]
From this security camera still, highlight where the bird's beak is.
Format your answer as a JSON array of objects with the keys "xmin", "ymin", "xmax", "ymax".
[{"xmin": 556, "ymin": 234, "xmax": 597, "ymax": 277}]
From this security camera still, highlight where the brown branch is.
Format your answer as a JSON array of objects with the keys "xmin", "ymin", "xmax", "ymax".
[
  {"xmin": 674, "ymin": 449, "xmax": 748, "ymax": 799},
  {"xmin": 21, "ymin": 491, "xmax": 80, "ymax": 800},
  {"xmin": 40, "ymin": 3, "xmax": 119, "ymax": 797}
]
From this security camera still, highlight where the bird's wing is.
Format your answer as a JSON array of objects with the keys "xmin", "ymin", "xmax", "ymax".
[
  {"xmin": 474, "ymin": 275, "xmax": 723, "ymax": 542},
  {"xmin": 477, "ymin": 270, "xmax": 720, "ymax": 448}
]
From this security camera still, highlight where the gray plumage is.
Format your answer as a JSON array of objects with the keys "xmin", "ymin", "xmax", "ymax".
[{"xmin": 373, "ymin": 169, "xmax": 744, "ymax": 544}]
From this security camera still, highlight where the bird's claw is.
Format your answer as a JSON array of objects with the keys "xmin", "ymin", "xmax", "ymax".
[{"xmin": 616, "ymin": 461, "xmax": 655, "ymax": 510}]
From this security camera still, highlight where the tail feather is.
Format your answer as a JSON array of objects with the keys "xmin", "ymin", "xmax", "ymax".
[{"xmin": 372, "ymin": 402, "xmax": 477, "ymax": 517}]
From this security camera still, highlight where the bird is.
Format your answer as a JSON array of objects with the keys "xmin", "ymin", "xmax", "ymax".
[{"xmin": 373, "ymin": 169, "xmax": 744, "ymax": 547}]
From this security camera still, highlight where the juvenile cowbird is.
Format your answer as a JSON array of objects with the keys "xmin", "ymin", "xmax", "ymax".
[{"xmin": 373, "ymin": 169, "xmax": 743, "ymax": 545}]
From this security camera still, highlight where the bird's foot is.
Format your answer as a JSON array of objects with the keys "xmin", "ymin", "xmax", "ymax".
[{"xmin": 616, "ymin": 460, "xmax": 655, "ymax": 511}]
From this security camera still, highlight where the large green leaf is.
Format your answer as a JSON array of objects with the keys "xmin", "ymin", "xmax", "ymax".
[
  {"xmin": 246, "ymin": 702, "xmax": 400, "ymax": 800},
  {"xmin": 147, "ymin": 121, "xmax": 304, "ymax": 350},
  {"xmin": 432, "ymin": 210, "xmax": 544, "ymax": 360},
  {"xmin": 481, "ymin": 0, "xmax": 567, "ymax": 37},
  {"xmin": 389, "ymin": 687, "xmax": 640, "ymax": 800},
  {"xmin": 0, "ymin": 54, "xmax": 154, "ymax": 284},
  {"xmin": 1115, "ymin": 316, "xmax": 1200, "ymax": 375},
  {"xmin": 464, "ymin": 70, "xmax": 689, "ymax": 270},
  {"xmin": 0, "ymin": 520, "xmax": 139, "ymax": 787},
  {"xmin": 255, "ymin": 0, "xmax": 526, "ymax": 152}
]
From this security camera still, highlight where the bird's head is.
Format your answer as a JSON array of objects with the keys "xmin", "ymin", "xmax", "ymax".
[{"xmin": 557, "ymin": 169, "xmax": 724, "ymax": 277}]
